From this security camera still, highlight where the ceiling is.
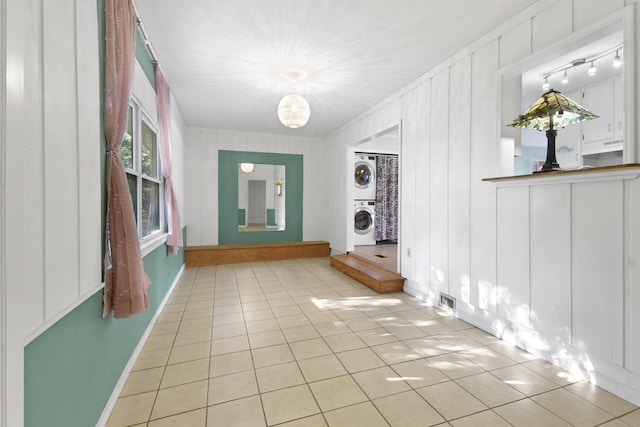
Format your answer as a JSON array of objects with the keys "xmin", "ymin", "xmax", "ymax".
[{"xmin": 135, "ymin": 0, "xmax": 541, "ymax": 138}]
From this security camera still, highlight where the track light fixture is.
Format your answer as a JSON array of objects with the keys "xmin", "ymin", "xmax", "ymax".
[
  {"xmin": 540, "ymin": 45, "xmax": 622, "ymax": 89},
  {"xmin": 613, "ymin": 49, "xmax": 622, "ymax": 68}
]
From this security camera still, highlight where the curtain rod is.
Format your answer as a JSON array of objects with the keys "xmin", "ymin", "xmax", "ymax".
[{"xmin": 132, "ymin": 1, "xmax": 158, "ymax": 65}]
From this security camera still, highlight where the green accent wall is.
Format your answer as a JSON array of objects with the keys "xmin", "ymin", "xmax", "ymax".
[
  {"xmin": 136, "ymin": 27, "xmax": 156, "ymax": 90},
  {"xmin": 219, "ymin": 150, "xmax": 303, "ymax": 244},
  {"xmin": 24, "ymin": 230, "xmax": 185, "ymax": 427},
  {"xmin": 238, "ymin": 208, "xmax": 246, "ymax": 226},
  {"xmin": 267, "ymin": 208, "xmax": 276, "ymax": 226}
]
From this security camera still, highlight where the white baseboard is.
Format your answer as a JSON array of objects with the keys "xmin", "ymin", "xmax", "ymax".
[{"xmin": 96, "ymin": 264, "xmax": 185, "ymax": 427}]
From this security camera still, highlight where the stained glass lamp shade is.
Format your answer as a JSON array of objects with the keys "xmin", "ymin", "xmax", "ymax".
[{"xmin": 508, "ymin": 89, "xmax": 598, "ymax": 172}]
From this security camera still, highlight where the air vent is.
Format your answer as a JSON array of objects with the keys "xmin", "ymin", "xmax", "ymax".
[{"xmin": 439, "ymin": 293, "xmax": 456, "ymax": 311}]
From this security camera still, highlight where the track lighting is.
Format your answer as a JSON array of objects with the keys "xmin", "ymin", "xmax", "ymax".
[
  {"xmin": 613, "ymin": 50, "xmax": 622, "ymax": 68},
  {"xmin": 540, "ymin": 45, "xmax": 621, "ymax": 87},
  {"xmin": 542, "ymin": 78, "xmax": 550, "ymax": 91}
]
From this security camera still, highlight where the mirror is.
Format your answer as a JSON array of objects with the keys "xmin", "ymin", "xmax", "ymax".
[{"xmin": 237, "ymin": 163, "xmax": 286, "ymax": 232}]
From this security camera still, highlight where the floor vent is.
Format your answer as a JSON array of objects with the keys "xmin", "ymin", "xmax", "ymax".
[
  {"xmin": 439, "ymin": 293, "xmax": 456, "ymax": 311},
  {"xmin": 374, "ymin": 254, "xmax": 387, "ymax": 258}
]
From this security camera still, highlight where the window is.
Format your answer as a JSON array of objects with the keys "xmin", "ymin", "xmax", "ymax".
[{"xmin": 119, "ymin": 100, "xmax": 164, "ymax": 241}]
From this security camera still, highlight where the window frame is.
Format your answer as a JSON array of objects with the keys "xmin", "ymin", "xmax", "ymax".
[{"xmin": 121, "ymin": 96, "xmax": 165, "ymax": 247}]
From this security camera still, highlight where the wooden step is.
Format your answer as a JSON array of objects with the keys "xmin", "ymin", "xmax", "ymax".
[
  {"xmin": 185, "ymin": 241, "xmax": 330, "ymax": 267},
  {"xmin": 330, "ymin": 254, "xmax": 405, "ymax": 294}
]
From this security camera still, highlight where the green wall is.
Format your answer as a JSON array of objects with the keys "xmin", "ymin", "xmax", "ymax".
[
  {"xmin": 135, "ymin": 27, "xmax": 156, "ymax": 90},
  {"xmin": 219, "ymin": 150, "xmax": 303, "ymax": 244},
  {"xmin": 24, "ymin": 231, "xmax": 185, "ymax": 427}
]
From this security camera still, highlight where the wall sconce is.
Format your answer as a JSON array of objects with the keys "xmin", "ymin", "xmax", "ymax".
[
  {"xmin": 275, "ymin": 179, "xmax": 284, "ymax": 196},
  {"xmin": 508, "ymin": 89, "xmax": 598, "ymax": 172},
  {"xmin": 240, "ymin": 163, "xmax": 254, "ymax": 173}
]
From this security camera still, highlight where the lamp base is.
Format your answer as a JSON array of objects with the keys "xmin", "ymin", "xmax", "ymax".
[
  {"xmin": 534, "ymin": 128, "xmax": 561, "ymax": 173},
  {"xmin": 533, "ymin": 166, "xmax": 562, "ymax": 173}
]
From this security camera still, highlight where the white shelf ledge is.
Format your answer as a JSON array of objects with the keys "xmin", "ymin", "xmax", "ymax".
[{"xmin": 484, "ymin": 164, "xmax": 640, "ymax": 187}]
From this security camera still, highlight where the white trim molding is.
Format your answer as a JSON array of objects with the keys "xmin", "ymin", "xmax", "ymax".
[{"xmin": 0, "ymin": 0, "xmax": 7, "ymax": 423}]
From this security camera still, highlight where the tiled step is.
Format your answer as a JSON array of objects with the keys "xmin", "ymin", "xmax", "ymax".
[{"xmin": 330, "ymin": 254, "xmax": 405, "ymax": 293}]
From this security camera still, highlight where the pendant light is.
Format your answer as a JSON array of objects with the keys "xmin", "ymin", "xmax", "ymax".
[
  {"xmin": 277, "ymin": 70, "xmax": 311, "ymax": 129},
  {"xmin": 277, "ymin": 94, "xmax": 310, "ymax": 128}
]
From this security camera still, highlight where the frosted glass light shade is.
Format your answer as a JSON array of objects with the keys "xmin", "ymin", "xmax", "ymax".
[
  {"xmin": 277, "ymin": 94, "xmax": 310, "ymax": 128},
  {"xmin": 240, "ymin": 163, "xmax": 254, "ymax": 173}
]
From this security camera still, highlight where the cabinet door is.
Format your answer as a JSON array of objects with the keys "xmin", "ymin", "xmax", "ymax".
[
  {"xmin": 614, "ymin": 76, "xmax": 624, "ymax": 140},
  {"xmin": 555, "ymin": 90, "xmax": 582, "ymax": 169},
  {"xmin": 581, "ymin": 79, "xmax": 615, "ymax": 145}
]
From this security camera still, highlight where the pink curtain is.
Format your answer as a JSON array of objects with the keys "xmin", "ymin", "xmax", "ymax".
[
  {"xmin": 103, "ymin": 0, "xmax": 151, "ymax": 318},
  {"xmin": 155, "ymin": 65, "xmax": 183, "ymax": 256}
]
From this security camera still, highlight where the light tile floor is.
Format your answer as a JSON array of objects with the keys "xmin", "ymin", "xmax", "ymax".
[{"xmin": 106, "ymin": 257, "xmax": 639, "ymax": 427}]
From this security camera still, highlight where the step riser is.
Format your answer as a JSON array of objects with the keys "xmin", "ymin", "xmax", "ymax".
[
  {"xmin": 185, "ymin": 241, "xmax": 330, "ymax": 267},
  {"xmin": 330, "ymin": 255, "xmax": 404, "ymax": 294}
]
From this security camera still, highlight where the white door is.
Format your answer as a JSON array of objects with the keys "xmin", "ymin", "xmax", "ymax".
[{"xmin": 248, "ymin": 180, "xmax": 266, "ymax": 225}]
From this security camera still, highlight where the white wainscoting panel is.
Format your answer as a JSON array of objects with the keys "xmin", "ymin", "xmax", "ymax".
[
  {"xmin": 469, "ymin": 39, "xmax": 499, "ymax": 312},
  {"xmin": 530, "ymin": 183, "xmax": 572, "ymax": 343},
  {"xmin": 414, "ymin": 82, "xmax": 431, "ymax": 289},
  {"xmin": 496, "ymin": 186, "xmax": 530, "ymax": 328},
  {"xmin": 43, "ymin": 0, "xmax": 82, "ymax": 319},
  {"xmin": 429, "ymin": 69, "xmax": 450, "ymax": 296},
  {"xmin": 76, "ymin": 0, "xmax": 102, "ymax": 297},
  {"xmin": 22, "ymin": 0, "xmax": 46, "ymax": 335},
  {"xmin": 184, "ymin": 128, "xmax": 204, "ymax": 245},
  {"xmin": 448, "ymin": 56, "xmax": 472, "ymax": 307},
  {"xmin": 572, "ymin": 180, "xmax": 624, "ymax": 365},
  {"xmin": 626, "ymin": 177, "xmax": 640, "ymax": 373},
  {"xmin": 400, "ymin": 88, "xmax": 418, "ymax": 283}
]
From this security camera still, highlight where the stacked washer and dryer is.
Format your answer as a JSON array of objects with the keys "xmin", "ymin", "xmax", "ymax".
[{"xmin": 353, "ymin": 153, "xmax": 377, "ymax": 246}]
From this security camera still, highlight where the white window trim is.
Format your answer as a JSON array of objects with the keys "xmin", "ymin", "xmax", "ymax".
[{"xmin": 124, "ymin": 96, "xmax": 166, "ymax": 247}]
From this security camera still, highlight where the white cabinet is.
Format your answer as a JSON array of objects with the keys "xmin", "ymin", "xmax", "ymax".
[
  {"xmin": 614, "ymin": 76, "xmax": 624, "ymax": 140},
  {"xmin": 555, "ymin": 90, "xmax": 582, "ymax": 169},
  {"xmin": 580, "ymin": 78, "xmax": 623, "ymax": 155}
]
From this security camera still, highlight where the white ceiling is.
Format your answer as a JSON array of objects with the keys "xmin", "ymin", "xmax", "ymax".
[{"xmin": 135, "ymin": 0, "xmax": 541, "ymax": 138}]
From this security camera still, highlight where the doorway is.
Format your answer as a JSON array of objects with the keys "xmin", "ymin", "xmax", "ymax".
[
  {"xmin": 248, "ymin": 180, "xmax": 266, "ymax": 226},
  {"xmin": 349, "ymin": 125, "xmax": 400, "ymax": 273}
]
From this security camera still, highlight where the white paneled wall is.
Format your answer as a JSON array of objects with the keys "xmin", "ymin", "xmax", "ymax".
[
  {"xmin": 400, "ymin": 88, "xmax": 418, "ymax": 283},
  {"xmin": 529, "ymin": 184, "xmax": 571, "ymax": 343},
  {"xmin": 531, "ymin": 0, "xmax": 573, "ymax": 52},
  {"xmin": 492, "ymin": 171, "xmax": 639, "ymax": 400},
  {"xmin": 469, "ymin": 39, "xmax": 500, "ymax": 313},
  {"xmin": 572, "ymin": 180, "xmax": 624, "ymax": 365},
  {"xmin": 414, "ymin": 83, "xmax": 431, "ymax": 293},
  {"xmin": 323, "ymin": 0, "xmax": 640, "ymax": 404},
  {"xmin": 447, "ymin": 57, "xmax": 471, "ymax": 307},
  {"xmin": 2, "ymin": 1, "xmax": 28, "ymax": 424},
  {"xmin": 429, "ymin": 69, "xmax": 449, "ymax": 298},
  {"xmin": 627, "ymin": 176, "xmax": 640, "ymax": 374},
  {"xmin": 496, "ymin": 186, "xmax": 530, "ymax": 329},
  {"xmin": 7, "ymin": 1, "xmax": 186, "ymax": 343},
  {"xmin": 19, "ymin": 0, "xmax": 102, "ymax": 341},
  {"xmin": 183, "ymin": 128, "xmax": 328, "ymax": 246}
]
